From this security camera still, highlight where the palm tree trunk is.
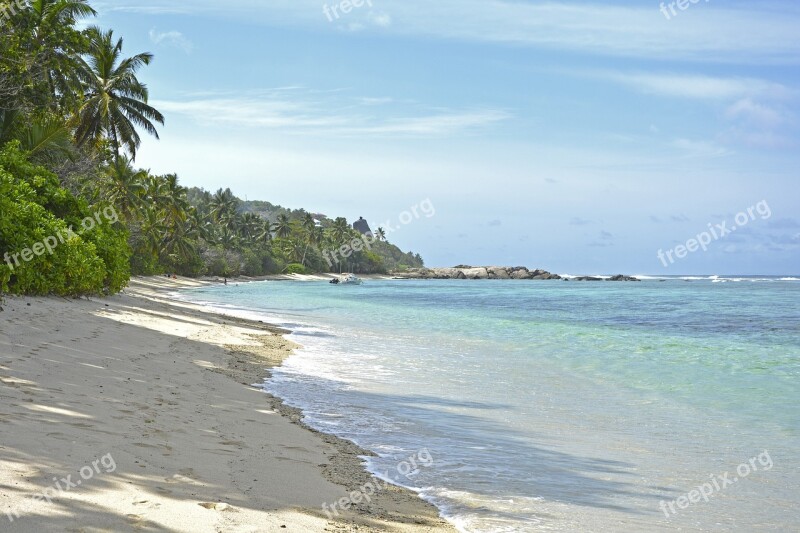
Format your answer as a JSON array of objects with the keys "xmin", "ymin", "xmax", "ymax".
[{"xmin": 111, "ymin": 124, "xmax": 121, "ymax": 167}]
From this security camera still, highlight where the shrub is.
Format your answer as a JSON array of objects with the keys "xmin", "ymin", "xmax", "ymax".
[
  {"xmin": 284, "ymin": 263, "xmax": 307, "ymax": 275},
  {"xmin": 0, "ymin": 143, "xmax": 130, "ymax": 295}
]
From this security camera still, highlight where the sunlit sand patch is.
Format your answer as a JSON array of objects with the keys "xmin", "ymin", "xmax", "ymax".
[
  {"xmin": 0, "ymin": 376, "xmax": 38, "ymax": 386},
  {"xmin": 95, "ymin": 309, "xmax": 267, "ymax": 346},
  {"xmin": 103, "ymin": 305, "xmax": 216, "ymax": 326},
  {"xmin": 24, "ymin": 404, "xmax": 93, "ymax": 419},
  {"xmin": 78, "ymin": 362, "xmax": 106, "ymax": 370}
]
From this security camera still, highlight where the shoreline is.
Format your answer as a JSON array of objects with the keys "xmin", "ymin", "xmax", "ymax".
[{"xmin": 0, "ymin": 276, "xmax": 454, "ymax": 532}]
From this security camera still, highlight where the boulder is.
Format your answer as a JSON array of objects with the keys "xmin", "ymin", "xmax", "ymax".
[
  {"xmin": 433, "ymin": 268, "xmax": 466, "ymax": 279},
  {"xmin": 460, "ymin": 267, "xmax": 490, "ymax": 280},
  {"xmin": 531, "ymin": 271, "xmax": 561, "ymax": 280},
  {"xmin": 487, "ymin": 266, "xmax": 511, "ymax": 279},
  {"xmin": 573, "ymin": 276, "xmax": 603, "ymax": 281},
  {"xmin": 510, "ymin": 268, "xmax": 531, "ymax": 279}
]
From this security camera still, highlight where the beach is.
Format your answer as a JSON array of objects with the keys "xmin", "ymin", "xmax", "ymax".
[{"xmin": 0, "ymin": 277, "xmax": 453, "ymax": 532}]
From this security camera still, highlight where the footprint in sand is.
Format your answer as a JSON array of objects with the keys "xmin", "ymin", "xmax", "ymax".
[
  {"xmin": 133, "ymin": 500, "xmax": 161, "ymax": 509},
  {"xmin": 199, "ymin": 502, "xmax": 233, "ymax": 512}
]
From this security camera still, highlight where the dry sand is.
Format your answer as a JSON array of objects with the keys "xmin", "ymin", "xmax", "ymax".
[{"xmin": 0, "ymin": 276, "xmax": 454, "ymax": 532}]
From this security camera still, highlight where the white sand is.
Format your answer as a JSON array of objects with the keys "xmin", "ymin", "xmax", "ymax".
[{"xmin": 0, "ymin": 277, "xmax": 453, "ymax": 532}]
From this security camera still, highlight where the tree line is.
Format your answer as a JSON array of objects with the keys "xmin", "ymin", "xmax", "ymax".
[{"xmin": 0, "ymin": 0, "xmax": 423, "ymax": 296}]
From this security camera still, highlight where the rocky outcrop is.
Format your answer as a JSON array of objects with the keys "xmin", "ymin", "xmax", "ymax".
[
  {"xmin": 567, "ymin": 274, "xmax": 640, "ymax": 282},
  {"xmin": 392, "ymin": 268, "xmax": 638, "ymax": 282},
  {"xmin": 392, "ymin": 266, "xmax": 562, "ymax": 280},
  {"xmin": 608, "ymin": 274, "xmax": 640, "ymax": 282}
]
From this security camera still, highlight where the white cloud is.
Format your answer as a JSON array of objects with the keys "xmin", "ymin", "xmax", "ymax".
[
  {"xmin": 149, "ymin": 29, "xmax": 193, "ymax": 53},
  {"xmin": 152, "ymin": 91, "xmax": 509, "ymax": 137},
  {"xmin": 725, "ymin": 99, "xmax": 785, "ymax": 129},
  {"xmin": 586, "ymin": 72, "xmax": 791, "ymax": 100},
  {"xmin": 577, "ymin": 72, "xmax": 795, "ymax": 150},
  {"xmin": 106, "ymin": 0, "xmax": 800, "ymax": 64},
  {"xmin": 671, "ymin": 138, "xmax": 732, "ymax": 158}
]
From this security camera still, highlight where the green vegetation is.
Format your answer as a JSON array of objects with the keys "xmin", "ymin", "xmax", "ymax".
[
  {"xmin": 0, "ymin": 142, "xmax": 129, "ymax": 295},
  {"xmin": 0, "ymin": 0, "xmax": 423, "ymax": 296}
]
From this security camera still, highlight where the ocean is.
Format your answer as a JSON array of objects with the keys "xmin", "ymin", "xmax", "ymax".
[{"xmin": 178, "ymin": 276, "xmax": 800, "ymax": 532}]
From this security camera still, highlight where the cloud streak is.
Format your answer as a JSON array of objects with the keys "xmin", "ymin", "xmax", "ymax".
[
  {"xmin": 103, "ymin": 0, "xmax": 800, "ymax": 64},
  {"xmin": 152, "ymin": 91, "xmax": 510, "ymax": 137}
]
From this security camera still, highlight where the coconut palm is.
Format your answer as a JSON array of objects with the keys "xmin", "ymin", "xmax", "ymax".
[
  {"xmin": 160, "ymin": 173, "xmax": 189, "ymax": 226},
  {"xmin": 273, "ymin": 214, "xmax": 292, "ymax": 239},
  {"xmin": 376, "ymin": 227, "xmax": 387, "ymax": 242},
  {"xmin": 330, "ymin": 217, "xmax": 350, "ymax": 245},
  {"xmin": 104, "ymin": 155, "xmax": 146, "ymax": 220},
  {"xmin": 239, "ymin": 213, "xmax": 261, "ymax": 241},
  {"xmin": 299, "ymin": 213, "xmax": 318, "ymax": 266},
  {"xmin": 164, "ymin": 218, "xmax": 198, "ymax": 264},
  {"xmin": 28, "ymin": 0, "xmax": 97, "ymax": 110},
  {"xmin": 209, "ymin": 188, "xmax": 238, "ymax": 225},
  {"xmin": 73, "ymin": 27, "xmax": 164, "ymax": 163},
  {"xmin": 256, "ymin": 219, "xmax": 273, "ymax": 245}
]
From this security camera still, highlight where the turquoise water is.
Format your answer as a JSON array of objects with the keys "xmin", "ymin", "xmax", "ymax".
[{"xmin": 181, "ymin": 277, "xmax": 800, "ymax": 532}]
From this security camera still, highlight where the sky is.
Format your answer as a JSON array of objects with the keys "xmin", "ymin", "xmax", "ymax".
[{"xmin": 92, "ymin": 0, "xmax": 799, "ymax": 274}]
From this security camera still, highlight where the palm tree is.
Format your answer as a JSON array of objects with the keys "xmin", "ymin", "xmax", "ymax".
[
  {"xmin": 161, "ymin": 173, "xmax": 189, "ymax": 226},
  {"xmin": 0, "ymin": 110, "xmax": 73, "ymax": 164},
  {"xmin": 327, "ymin": 218, "xmax": 351, "ymax": 273},
  {"xmin": 104, "ymin": 155, "xmax": 146, "ymax": 220},
  {"xmin": 256, "ymin": 219, "xmax": 273, "ymax": 245},
  {"xmin": 141, "ymin": 172, "xmax": 168, "ymax": 211},
  {"xmin": 28, "ymin": 0, "xmax": 97, "ymax": 110},
  {"xmin": 239, "ymin": 213, "xmax": 261, "ymax": 241},
  {"xmin": 73, "ymin": 27, "xmax": 164, "ymax": 163},
  {"xmin": 299, "ymin": 213, "xmax": 318, "ymax": 266},
  {"xmin": 330, "ymin": 217, "xmax": 350, "ymax": 245},
  {"xmin": 274, "ymin": 214, "xmax": 292, "ymax": 239},
  {"xmin": 209, "ymin": 188, "xmax": 238, "ymax": 225},
  {"xmin": 188, "ymin": 207, "xmax": 213, "ymax": 243},
  {"xmin": 138, "ymin": 207, "xmax": 167, "ymax": 259},
  {"xmin": 164, "ymin": 218, "xmax": 198, "ymax": 265},
  {"xmin": 376, "ymin": 227, "xmax": 387, "ymax": 242},
  {"xmin": 217, "ymin": 226, "xmax": 239, "ymax": 249}
]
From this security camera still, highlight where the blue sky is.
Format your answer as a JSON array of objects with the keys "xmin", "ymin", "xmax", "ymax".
[{"xmin": 93, "ymin": 0, "xmax": 799, "ymax": 274}]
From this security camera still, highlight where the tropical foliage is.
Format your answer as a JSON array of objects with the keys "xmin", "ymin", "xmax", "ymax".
[{"xmin": 0, "ymin": 0, "xmax": 423, "ymax": 297}]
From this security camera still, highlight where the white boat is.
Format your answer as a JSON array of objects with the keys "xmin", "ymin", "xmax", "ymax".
[{"xmin": 330, "ymin": 273, "xmax": 363, "ymax": 285}]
